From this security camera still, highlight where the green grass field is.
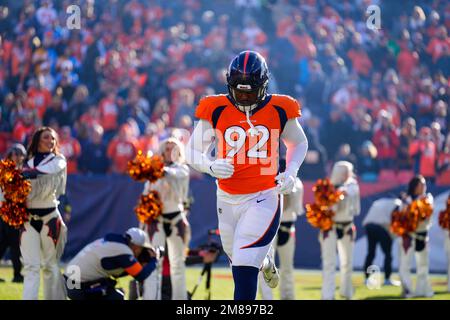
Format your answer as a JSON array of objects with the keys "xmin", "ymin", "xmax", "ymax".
[{"xmin": 0, "ymin": 265, "xmax": 449, "ymax": 300}]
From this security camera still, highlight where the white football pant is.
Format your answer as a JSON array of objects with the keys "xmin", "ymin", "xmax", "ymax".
[
  {"xmin": 20, "ymin": 210, "xmax": 67, "ymax": 300},
  {"xmin": 217, "ymin": 188, "xmax": 282, "ymax": 269}
]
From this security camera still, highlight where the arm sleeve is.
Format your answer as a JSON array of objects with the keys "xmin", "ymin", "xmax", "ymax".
[
  {"xmin": 22, "ymin": 155, "xmax": 67, "ymax": 182},
  {"xmin": 21, "ymin": 168, "xmax": 41, "ymax": 179},
  {"xmin": 281, "ymin": 119, "xmax": 308, "ymax": 177},
  {"xmin": 113, "ymin": 254, "xmax": 157, "ymax": 282},
  {"xmin": 36, "ymin": 155, "xmax": 67, "ymax": 175},
  {"xmin": 186, "ymin": 119, "xmax": 216, "ymax": 174},
  {"xmin": 296, "ymin": 179, "xmax": 305, "ymax": 216},
  {"xmin": 164, "ymin": 164, "xmax": 190, "ymax": 179},
  {"xmin": 339, "ymin": 181, "xmax": 361, "ymax": 217}
]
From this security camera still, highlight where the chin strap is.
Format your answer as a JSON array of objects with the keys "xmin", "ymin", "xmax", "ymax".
[{"xmin": 245, "ymin": 109, "xmax": 259, "ymax": 136}]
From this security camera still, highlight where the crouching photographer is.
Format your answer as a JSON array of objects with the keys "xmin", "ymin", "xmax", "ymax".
[
  {"xmin": 64, "ymin": 228, "xmax": 161, "ymax": 300},
  {"xmin": 129, "ymin": 230, "xmax": 221, "ymax": 300}
]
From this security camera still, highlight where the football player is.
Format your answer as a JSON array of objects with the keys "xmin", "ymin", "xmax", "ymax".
[{"xmin": 186, "ymin": 51, "xmax": 308, "ymax": 300}]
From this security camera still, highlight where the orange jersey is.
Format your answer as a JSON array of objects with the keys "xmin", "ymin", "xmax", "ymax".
[{"xmin": 195, "ymin": 94, "xmax": 301, "ymax": 194}]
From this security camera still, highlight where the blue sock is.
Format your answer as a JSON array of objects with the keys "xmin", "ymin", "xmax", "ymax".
[{"xmin": 232, "ymin": 265, "xmax": 259, "ymax": 300}]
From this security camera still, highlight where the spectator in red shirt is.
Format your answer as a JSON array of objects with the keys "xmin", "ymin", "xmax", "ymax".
[
  {"xmin": 426, "ymin": 11, "xmax": 441, "ymax": 39},
  {"xmin": 426, "ymin": 26, "xmax": 450, "ymax": 63},
  {"xmin": 347, "ymin": 35, "xmax": 373, "ymax": 77},
  {"xmin": 150, "ymin": 97, "xmax": 170, "ymax": 123},
  {"xmin": 9, "ymin": 37, "xmax": 31, "ymax": 92},
  {"xmin": 138, "ymin": 123, "xmax": 159, "ymax": 155},
  {"xmin": 289, "ymin": 25, "xmax": 317, "ymax": 61},
  {"xmin": 397, "ymin": 44, "xmax": 419, "ymax": 78},
  {"xmin": 242, "ymin": 18, "xmax": 267, "ymax": 49},
  {"xmin": 432, "ymin": 100, "xmax": 448, "ymax": 134},
  {"xmin": 12, "ymin": 109, "xmax": 37, "ymax": 146},
  {"xmin": 107, "ymin": 124, "xmax": 139, "ymax": 174},
  {"xmin": 437, "ymin": 133, "xmax": 450, "ymax": 185},
  {"xmin": 398, "ymin": 117, "xmax": 417, "ymax": 170},
  {"xmin": 430, "ymin": 121, "xmax": 445, "ymax": 152},
  {"xmin": 59, "ymin": 126, "xmax": 82, "ymax": 174},
  {"xmin": 377, "ymin": 85, "xmax": 406, "ymax": 128},
  {"xmin": 26, "ymin": 76, "xmax": 52, "ymax": 120},
  {"xmin": 79, "ymin": 104, "xmax": 102, "ymax": 131},
  {"xmin": 99, "ymin": 90, "xmax": 119, "ymax": 137},
  {"xmin": 373, "ymin": 110, "xmax": 400, "ymax": 169},
  {"xmin": 414, "ymin": 78, "xmax": 434, "ymax": 126},
  {"xmin": 409, "ymin": 127, "xmax": 437, "ymax": 182}
]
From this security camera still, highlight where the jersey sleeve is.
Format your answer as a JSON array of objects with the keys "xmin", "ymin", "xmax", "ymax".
[
  {"xmin": 284, "ymin": 96, "xmax": 302, "ymax": 119},
  {"xmin": 195, "ymin": 96, "xmax": 213, "ymax": 123}
]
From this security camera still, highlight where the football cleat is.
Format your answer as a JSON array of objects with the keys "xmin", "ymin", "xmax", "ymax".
[{"xmin": 262, "ymin": 256, "xmax": 279, "ymax": 289}]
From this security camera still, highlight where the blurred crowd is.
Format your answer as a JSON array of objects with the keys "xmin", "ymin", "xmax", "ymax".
[{"xmin": 0, "ymin": 0, "xmax": 449, "ymax": 183}]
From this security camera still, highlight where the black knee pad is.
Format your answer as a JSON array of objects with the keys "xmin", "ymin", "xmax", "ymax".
[
  {"xmin": 415, "ymin": 239, "xmax": 426, "ymax": 252},
  {"xmin": 277, "ymin": 222, "xmax": 293, "ymax": 246},
  {"xmin": 415, "ymin": 232, "xmax": 427, "ymax": 252}
]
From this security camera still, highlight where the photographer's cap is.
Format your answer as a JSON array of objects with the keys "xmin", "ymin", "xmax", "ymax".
[
  {"xmin": 9, "ymin": 143, "xmax": 27, "ymax": 157},
  {"xmin": 125, "ymin": 228, "xmax": 152, "ymax": 249}
]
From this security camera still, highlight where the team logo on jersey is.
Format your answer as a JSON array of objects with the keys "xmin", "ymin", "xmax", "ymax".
[{"xmin": 218, "ymin": 208, "xmax": 222, "ymax": 214}]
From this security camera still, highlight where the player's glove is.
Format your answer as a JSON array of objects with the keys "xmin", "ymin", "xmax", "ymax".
[
  {"xmin": 275, "ymin": 172, "xmax": 296, "ymax": 194},
  {"xmin": 208, "ymin": 159, "xmax": 234, "ymax": 179}
]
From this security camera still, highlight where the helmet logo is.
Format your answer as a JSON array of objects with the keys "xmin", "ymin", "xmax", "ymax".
[{"xmin": 237, "ymin": 84, "xmax": 252, "ymax": 90}]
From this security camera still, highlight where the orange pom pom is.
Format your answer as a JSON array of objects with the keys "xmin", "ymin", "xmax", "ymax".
[
  {"xmin": 306, "ymin": 179, "xmax": 343, "ymax": 231},
  {"xmin": 390, "ymin": 209, "xmax": 416, "ymax": 236},
  {"xmin": 306, "ymin": 203, "xmax": 334, "ymax": 231},
  {"xmin": 439, "ymin": 196, "xmax": 450, "ymax": 230},
  {"xmin": 0, "ymin": 201, "xmax": 28, "ymax": 229},
  {"xmin": 390, "ymin": 196, "xmax": 432, "ymax": 236},
  {"xmin": 128, "ymin": 151, "xmax": 164, "ymax": 183},
  {"xmin": 312, "ymin": 178, "xmax": 344, "ymax": 206},
  {"xmin": 411, "ymin": 197, "xmax": 433, "ymax": 220},
  {"xmin": 0, "ymin": 159, "xmax": 31, "ymax": 228},
  {"xmin": 134, "ymin": 190, "xmax": 163, "ymax": 224}
]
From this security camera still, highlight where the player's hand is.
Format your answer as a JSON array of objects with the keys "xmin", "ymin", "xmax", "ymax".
[
  {"xmin": 275, "ymin": 172, "xmax": 295, "ymax": 194},
  {"xmin": 208, "ymin": 159, "xmax": 234, "ymax": 179}
]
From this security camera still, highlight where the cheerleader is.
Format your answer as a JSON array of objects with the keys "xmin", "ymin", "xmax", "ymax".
[
  {"xmin": 397, "ymin": 175, "xmax": 434, "ymax": 298},
  {"xmin": 142, "ymin": 137, "xmax": 190, "ymax": 300},
  {"xmin": 21, "ymin": 127, "xmax": 68, "ymax": 300},
  {"xmin": 320, "ymin": 161, "xmax": 360, "ymax": 300},
  {"xmin": 440, "ymin": 194, "xmax": 450, "ymax": 293},
  {"xmin": 0, "ymin": 144, "xmax": 27, "ymax": 283}
]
